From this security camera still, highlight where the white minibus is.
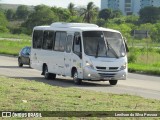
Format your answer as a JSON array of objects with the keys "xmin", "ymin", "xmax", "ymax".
[{"xmin": 31, "ymin": 22, "xmax": 128, "ymax": 85}]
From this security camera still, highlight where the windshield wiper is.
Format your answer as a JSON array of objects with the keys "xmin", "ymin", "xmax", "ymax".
[
  {"xmin": 95, "ymin": 41, "xmax": 99, "ymax": 58},
  {"xmin": 105, "ymin": 38, "xmax": 119, "ymax": 58}
]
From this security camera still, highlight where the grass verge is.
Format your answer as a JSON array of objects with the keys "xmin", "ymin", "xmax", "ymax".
[
  {"xmin": 128, "ymin": 63, "xmax": 160, "ymax": 75},
  {"xmin": 128, "ymin": 47, "xmax": 160, "ymax": 75},
  {"xmin": 0, "ymin": 76, "xmax": 160, "ymax": 112},
  {"xmin": 0, "ymin": 33, "xmax": 31, "ymax": 40},
  {"xmin": 0, "ymin": 40, "xmax": 31, "ymax": 56}
]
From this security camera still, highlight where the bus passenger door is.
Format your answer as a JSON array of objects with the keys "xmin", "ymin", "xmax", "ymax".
[
  {"xmin": 54, "ymin": 32, "xmax": 66, "ymax": 75},
  {"xmin": 71, "ymin": 33, "xmax": 83, "ymax": 79},
  {"xmin": 64, "ymin": 34, "xmax": 73, "ymax": 76}
]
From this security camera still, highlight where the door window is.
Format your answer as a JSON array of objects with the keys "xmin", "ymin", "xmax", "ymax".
[
  {"xmin": 42, "ymin": 31, "xmax": 54, "ymax": 50},
  {"xmin": 66, "ymin": 35, "xmax": 73, "ymax": 53},
  {"xmin": 73, "ymin": 33, "xmax": 82, "ymax": 58}
]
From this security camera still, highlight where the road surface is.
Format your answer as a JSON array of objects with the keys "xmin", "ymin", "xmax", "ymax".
[{"xmin": 0, "ymin": 55, "xmax": 160, "ymax": 100}]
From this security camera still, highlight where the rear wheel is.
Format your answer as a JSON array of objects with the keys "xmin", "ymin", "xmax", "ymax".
[
  {"xmin": 18, "ymin": 58, "xmax": 23, "ymax": 67},
  {"xmin": 109, "ymin": 80, "xmax": 118, "ymax": 85},
  {"xmin": 44, "ymin": 65, "xmax": 51, "ymax": 79},
  {"xmin": 73, "ymin": 70, "xmax": 82, "ymax": 85},
  {"xmin": 50, "ymin": 73, "xmax": 56, "ymax": 79},
  {"xmin": 44, "ymin": 65, "xmax": 56, "ymax": 79}
]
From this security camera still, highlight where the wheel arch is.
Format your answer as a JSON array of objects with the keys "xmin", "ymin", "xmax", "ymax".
[
  {"xmin": 41, "ymin": 63, "xmax": 47, "ymax": 75},
  {"xmin": 71, "ymin": 67, "xmax": 77, "ymax": 77}
]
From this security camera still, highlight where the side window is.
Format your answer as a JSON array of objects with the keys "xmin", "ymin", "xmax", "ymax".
[
  {"xmin": 33, "ymin": 30, "xmax": 43, "ymax": 49},
  {"xmin": 73, "ymin": 33, "xmax": 81, "ymax": 53},
  {"xmin": 54, "ymin": 32, "xmax": 61, "ymax": 51},
  {"xmin": 54, "ymin": 31, "xmax": 67, "ymax": 51},
  {"xmin": 59, "ymin": 32, "xmax": 66, "ymax": 51},
  {"xmin": 42, "ymin": 31, "xmax": 54, "ymax": 50},
  {"xmin": 66, "ymin": 35, "xmax": 73, "ymax": 53}
]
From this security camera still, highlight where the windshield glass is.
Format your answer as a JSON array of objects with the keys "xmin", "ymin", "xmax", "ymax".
[{"xmin": 83, "ymin": 31, "xmax": 126, "ymax": 58}]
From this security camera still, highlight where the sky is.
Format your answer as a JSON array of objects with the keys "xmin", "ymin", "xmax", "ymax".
[{"xmin": 0, "ymin": 0, "xmax": 100, "ymax": 8}]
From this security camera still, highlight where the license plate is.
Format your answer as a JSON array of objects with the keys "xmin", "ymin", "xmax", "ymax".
[{"xmin": 103, "ymin": 77, "xmax": 112, "ymax": 80}]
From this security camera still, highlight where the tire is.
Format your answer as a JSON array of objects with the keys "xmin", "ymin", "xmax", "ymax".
[
  {"xmin": 109, "ymin": 80, "xmax": 118, "ymax": 85},
  {"xmin": 73, "ymin": 70, "xmax": 82, "ymax": 85},
  {"xmin": 50, "ymin": 73, "xmax": 56, "ymax": 79},
  {"xmin": 44, "ymin": 65, "xmax": 56, "ymax": 80},
  {"xmin": 44, "ymin": 65, "xmax": 51, "ymax": 79},
  {"xmin": 18, "ymin": 58, "xmax": 23, "ymax": 67}
]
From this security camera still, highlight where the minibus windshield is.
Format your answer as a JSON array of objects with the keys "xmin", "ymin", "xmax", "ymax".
[{"xmin": 83, "ymin": 31, "xmax": 126, "ymax": 58}]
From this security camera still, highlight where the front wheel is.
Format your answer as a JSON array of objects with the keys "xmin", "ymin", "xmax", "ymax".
[
  {"xmin": 73, "ymin": 70, "xmax": 82, "ymax": 85},
  {"xmin": 109, "ymin": 80, "xmax": 118, "ymax": 85}
]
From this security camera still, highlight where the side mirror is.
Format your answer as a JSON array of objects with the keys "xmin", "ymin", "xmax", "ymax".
[
  {"xmin": 123, "ymin": 37, "xmax": 129, "ymax": 52},
  {"xmin": 124, "ymin": 41, "xmax": 129, "ymax": 53}
]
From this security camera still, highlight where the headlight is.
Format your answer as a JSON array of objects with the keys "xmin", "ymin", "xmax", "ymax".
[
  {"xmin": 120, "ymin": 63, "xmax": 127, "ymax": 70},
  {"xmin": 86, "ymin": 61, "xmax": 94, "ymax": 69}
]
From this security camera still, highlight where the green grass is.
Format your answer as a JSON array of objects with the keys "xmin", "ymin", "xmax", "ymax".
[
  {"xmin": 0, "ymin": 33, "xmax": 31, "ymax": 40},
  {"xmin": 2, "ymin": 77, "xmax": 159, "ymax": 119},
  {"xmin": 128, "ymin": 63, "xmax": 160, "ymax": 75},
  {"xmin": 128, "ymin": 47, "xmax": 160, "ymax": 75},
  {"xmin": 0, "ymin": 40, "xmax": 31, "ymax": 56},
  {"xmin": 0, "ymin": 76, "xmax": 160, "ymax": 112}
]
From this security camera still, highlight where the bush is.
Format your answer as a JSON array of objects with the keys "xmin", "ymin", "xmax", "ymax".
[
  {"xmin": 0, "ymin": 26, "xmax": 9, "ymax": 33},
  {"xmin": 128, "ymin": 53, "xmax": 138, "ymax": 63},
  {"xmin": 0, "ymin": 12, "xmax": 9, "ymax": 32},
  {"xmin": 152, "ymin": 62, "xmax": 160, "ymax": 67}
]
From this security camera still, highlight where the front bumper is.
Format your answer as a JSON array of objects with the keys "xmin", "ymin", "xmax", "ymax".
[{"xmin": 83, "ymin": 67, "xmax": 127, "ymax": 81}]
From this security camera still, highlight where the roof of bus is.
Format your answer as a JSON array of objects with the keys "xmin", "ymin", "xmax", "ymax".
[{"xmin": 33, "ymin": 22, "xmax": 120, "ymax": 33}]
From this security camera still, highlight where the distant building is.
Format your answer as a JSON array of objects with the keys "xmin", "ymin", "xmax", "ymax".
[{"xmin": 101, "ymin": 0, "xmax": 160, "ymax": 15}]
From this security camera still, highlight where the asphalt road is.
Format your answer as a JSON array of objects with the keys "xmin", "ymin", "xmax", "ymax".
[{"xmin": 0, "ymin": 55, "xmax": 160, "ymax": 100}]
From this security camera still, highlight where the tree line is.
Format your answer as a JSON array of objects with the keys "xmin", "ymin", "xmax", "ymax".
[{"xmin": 1, "ymin": 2, "xmax": 160, "ymax": 42}]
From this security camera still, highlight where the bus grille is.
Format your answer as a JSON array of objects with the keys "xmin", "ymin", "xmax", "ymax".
[
  {"xmin": 98, "ymin": 73, "xmax": 116, "ymax": 77},
  {"xmin": 96, "ymin": 66, "xmax": 119, "ymax": 72}
]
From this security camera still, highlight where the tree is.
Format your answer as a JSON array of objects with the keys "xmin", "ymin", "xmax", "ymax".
[
  {"xmin": 0, "ymin": 4, "xmax": 4, "ymax": 13},
  {"xmin": 80, "ymin": 2, "xmax": 98, "ymax": 23},
  {"xmin": 23, "ymin": 5, "xmax": 58, "ymax": 33},
  {"xmin": 68, "ymin": 16, "xmax": 82, "ymax": 22},
  {"xmin": 99, "ymin": 9, "xmax": 113, "ymax": 20},
  {"xmin": 154, "ymin": 23, "xmax": 160, "ymax": 42},
  {"xmin": 51, "ymin": 7, "xmax": 71, "ymax": 21},
  {"xmin": 99, "ymin": 9, "xmax": 122, "ymax": 21},
  {"xmin": 68, "ymin": 2, "xmax": 75, "ymax": 16},
  {"xmin": 6, "ymin": 9, "xmax": 15, "ymax": 20},
  {"xmin": 0, "ymin": 11, "xmax": 9, "ymax": 32},
  {"xmin": 106, "ymin": 23, "xmax": 132, "ymax": 38},
  {"xmin": 125, "ymin": 15, "xmax": 139, "ymax": 24},
  {"xmin": 112, "ymin": 10, "xmax": 122, "ymax": 18},
  {"xmin": 139, "ymin": 6, "xmax": 160, "ymax": 23},
  {"xmin": 96, "ymin": 18, "xmax": 106, "ymax": 26},
  {"xmin": 16, "ymin": 5, "xmax": 29, "ymax": 20}
]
